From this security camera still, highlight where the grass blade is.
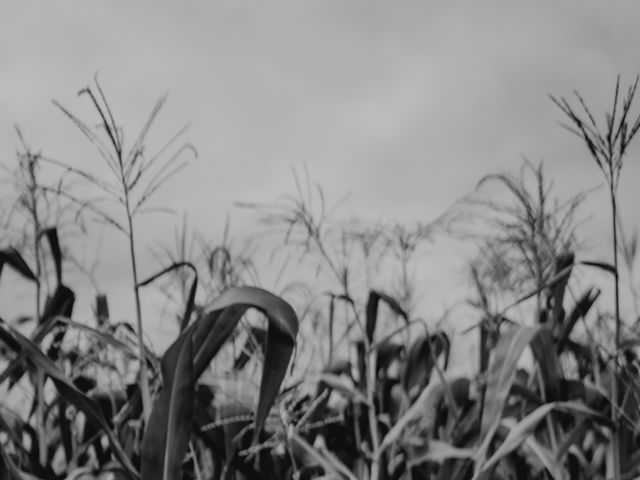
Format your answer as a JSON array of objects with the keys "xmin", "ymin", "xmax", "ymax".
[
  {"xmin": 41, "ymin": 227, "xmax": 62, "ymax": 285},
  {"xmin": 407, "ymin": 439, "xmax": 474, "ymax": 467}
]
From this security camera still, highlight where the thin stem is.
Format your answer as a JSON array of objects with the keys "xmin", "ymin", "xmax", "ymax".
[
  {"xmin": 25, "ymin": 153, "xmax": 47, "ymax": 464},
  {"xmin": 25, "ymin": 154, "xmax": 42, "ymax": 320},
  {"xmin": 367, "ymin": 349, "xmax": 380, "ymax": 480},
  {"xmin": 125, "ymin": 193, "xmax": 152, "ymax": 423},
  {"xmin": 610, "ymin": 184, "xmax": 621, "ymax": 480},
  {"xmin": 36, "ymin": 370, "xmax": 46, "ymax": 467}
]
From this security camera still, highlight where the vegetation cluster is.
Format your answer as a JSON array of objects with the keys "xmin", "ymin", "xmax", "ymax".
[{"xmin": 1, "ymin": 77, "xmax": 640, "ymax": 480}]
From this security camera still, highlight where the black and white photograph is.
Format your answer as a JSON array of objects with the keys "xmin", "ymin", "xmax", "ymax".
[{"xmin": 1, "ymin": 2, "xmax": 640, "ymax": 479}]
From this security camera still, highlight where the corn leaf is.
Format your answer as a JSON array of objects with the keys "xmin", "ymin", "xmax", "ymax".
[
  {"xmin": 557, "ymin": 288, "xmax": 600, "ymax": 348},
  {"xmin": 380, "ymin": 369, "xmax": 465, "ymax": 452},
  {"xmin": 153, "ymin": 285, "xmax": 297, "ymax": 456},
  {"xmin": 529, "ymin": 328, "xmax": 563, "ymax": 401},
  {"xmin": 0, "ymin": 323, "xmax": 139, "ymax": 479},
  {"xmin": 136, "ymin": 261, "xmax": 198, "ymax": 331},
  {"xmin": 41, "ymin": 227, "xmax": 63, "ymax": 285},
  {"xmin": 0, "ymin": 248, "xmax": 36, "ymax": 282},
  {"xmin": 202, "ymin": 286, "xmax": 298, "ymax": 442},
  {"xmin": 366, "ymin": 290, "xmax": 406, "ymax": 344},
  {"xmin": 475, "ymin": 325, "xmax": 540, "ymax": 473},
  {"xmin": 474, "ymin": 401, "xmax": 611, "ymax": 480},
  {"xmin": 141, "ymin": 337, "xmax": 194, "ymax": 480}
]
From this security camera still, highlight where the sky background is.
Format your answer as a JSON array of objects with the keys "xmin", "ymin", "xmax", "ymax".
[{"xmin": 2, "ymin": 2, "xmax": 640, "ymax": 360}]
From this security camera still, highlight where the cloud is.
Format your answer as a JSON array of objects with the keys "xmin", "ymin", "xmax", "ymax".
[{"xmin": 2, "ymin": 1, "xmax": 640, "ymax": 342}]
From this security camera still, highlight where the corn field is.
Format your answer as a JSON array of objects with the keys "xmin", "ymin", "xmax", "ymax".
[{"xmin": 1, "ymin": 77, "xmax": 640, "ymax": 480}]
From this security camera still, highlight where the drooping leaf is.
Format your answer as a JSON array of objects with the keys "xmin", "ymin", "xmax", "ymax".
[
  {"xmin": 141, "ymin": 337, "xmax": 194, "ymax": 480},
  {"xmin": 366, "ymin": 290, "xmax": 407, "ymax": 344},
  {"xmin": 233, "ymin": 327, "xmax": 267, "ymax": 370},
  {"xmin": 136, "ymin": 261, "xmax": 198, "ymax": 331},
  {"xmin": 161, "ymin": 286, "xmax": 297, "ymax": 447},
  {"xmin": 190, "ymin": 306, "xmax": 246, "ymax": 377},
  {"xmin": 205, "ymin": 287, "xmax": 298, "ymax": 441}
]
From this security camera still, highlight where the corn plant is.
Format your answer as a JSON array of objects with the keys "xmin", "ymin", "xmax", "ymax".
[
  {"xmin": 3, "ymin": 74, "xmax": 640, "ymax": 480},
  {"xmin": 466, "ymin": 159, "xmax": 586, "ymax": 318},
  {"xmin": 551, "ymin": 75, "xmax": 640, "ymax": 480},
  {"xmin": 41, "ymin": 77, "xmax": 197, "ymax": 422}
]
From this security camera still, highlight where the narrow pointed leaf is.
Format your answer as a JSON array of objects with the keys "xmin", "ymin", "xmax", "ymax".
[
  {"xmin": 549, "ymin": 253, "xmax": 574, "ymax": 326},
  {"xmin": 366, "ymin": 290, "xmax": 407, "ymax": 344},
  {"xmin": 529, "ymin": 328, "xmax": 563, "ymax": 401},
  {"xmin": 206, "ymin": 287, "xmax": 298, "ymax": 442},
  {"xmin": 42, "ymin": 228, "xmax": 63, "ymax": 284},
  {"xmin": 0, "ymin": 248, "xmax": 36, "ymax": 282},
  {"xmin": 557, "ymin": 288, "xmax": 600, "ymax": 348},
  {"xmin": 407, "ymin": 439, "xmax": 474, "ymax": 467},
  {"xmin": 136, "ymin": 261, "xmax": 198, "ymax": 331},
  {"xmin": 579, "ymin": 260, "xmax": 617, "ymax": 276},
  {"xmin": 475, "ymin": 325, "xmax": 540, "ymax": 473},
  {"xmin": 165, "ymin": 286, "xmax": 298, "ymax": 446}
]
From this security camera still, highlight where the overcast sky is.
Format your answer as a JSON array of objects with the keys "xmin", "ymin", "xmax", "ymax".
[{"xmin": 2, "ymin": 2, "xmax": 640, "ymax": 354}]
